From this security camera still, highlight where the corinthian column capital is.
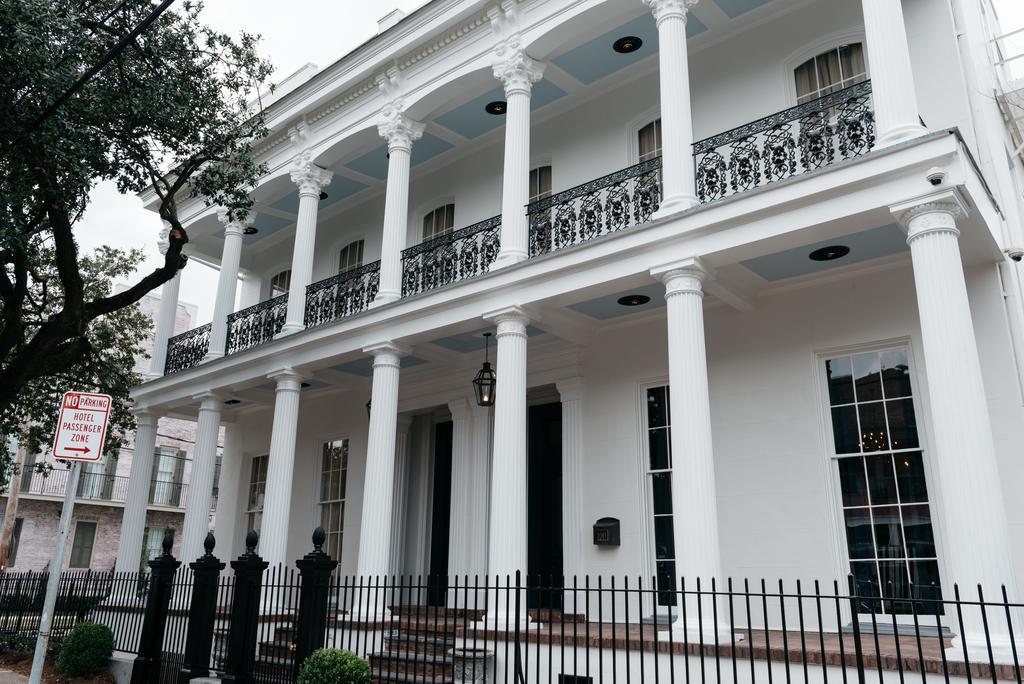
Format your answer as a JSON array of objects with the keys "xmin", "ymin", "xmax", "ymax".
[
  {"xmin": 216, "ymin": 207, "xmax": 255, "ymax": 237},
  {"xmin": 289, "ymin": 151, "xmax": 333, "ymax": 196},
  {"xmin": 156, "ymin": 220, "xmax": 172, "ymax": 255},
  {"xmin": 890, "ymin": 190, "xmax": 967, "ymax": 243},
  {"xmin": 492, "ymin": 40, "xmax": 545, "ymax": 97},
  {"xmin": 643, "ymin": 0, "xmax": 699, "ymax": 25},
  {"xmin": 377, "ymin": 112, "xmax": 425, "ymax": 153}
]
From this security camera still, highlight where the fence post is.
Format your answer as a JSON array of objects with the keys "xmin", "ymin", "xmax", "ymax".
[
  {"xmin": 177, "ymin": 533, "xmax": 225, "ymax": 684},
  {"xmin": 293, "ymin": 527, "xmax": 339, "ymax": 678},
  {"xmin": 847, "ymin": 573, "xmax": 866, "ymax": 684},
  {"xmin": 130, "ymin": 531, "xmax": 181, "ymax": 684},
  {"xmin": 222, "ymin": 530, "xmax": 269, "ymax": 684}
]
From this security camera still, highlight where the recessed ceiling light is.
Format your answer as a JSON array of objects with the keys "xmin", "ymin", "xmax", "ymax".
[
  {"xmin": 617, "ymin": 294, "xmax": 651, "ymax": 306},
  {"xmin": 319, "ymin": 191, "xmax": 328, "ymax": 201},
  {"xmin": 613, "ymin": 36, "xmax": 643, "ymax": 54},
  {"xmin": 808, "ymin": 245, "xmax": 851, "ymax": 262},
  {"xmin": 242, "ymin": 226, "xmax": 258, "ymax": 236},
  {"xmin": 224, "ymin": 398, "xmax": 241, "ymax": 405},
  {"xmin": 301, "ymin": 382, "xmax": 311, "ymax": 388},
  {"xmin": 485, "ymin": 101, "xmax": 507, "ymax": 115}
]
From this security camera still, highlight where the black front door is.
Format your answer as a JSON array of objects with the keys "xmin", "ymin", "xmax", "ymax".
[
  {"xmin": 428, "ymin": 420, "xmax": 453, "ymax": 606},
  {"xmin": 527, "ymin": 402, "xmax": 563, "ymax": 609}
]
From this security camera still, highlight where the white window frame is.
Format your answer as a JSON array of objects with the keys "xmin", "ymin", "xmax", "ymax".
[
  {"xmin": 813, "ymin": 338, "xmax": 945, "ymax": 622},
  {"xmin": 782, "ymin": 30, "xmax": 869, "ymax": 106},
  {"xmin": 317, "ymin": 437, "xmax": 350, "ymax": 563},
  {"xmin": 627, "ymin": 106, "xmax": 662, "ymax": 166},
  {"xmin": 635, "ymin": 375, "xmax": 674, "ymax": 617},
  {"xmin": 246, "ymin": 454, "xmax": 269, "ymax": 535},
  {"xmin": 266, "ymin": 266, "xmax": 293, "ymax": 300}
]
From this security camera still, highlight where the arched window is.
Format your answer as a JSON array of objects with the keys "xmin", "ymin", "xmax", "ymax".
[
  {"xmin": 338, "ymin": 239, "xmax": 364, "ymax": 273},
  {"xmin": 794, "ymin": 43, "xmax": 867, "ymax": 104},
  {"xmin": 423, "ymin": 203, "xmax": 455, "ymax": 240},
  {"xmin": 270, "ymin": 269, "xmax": 291, "ymax": 297},
  {"xmin": 638, "ymin": 119, "xmax": 662, "ymax": 162}
]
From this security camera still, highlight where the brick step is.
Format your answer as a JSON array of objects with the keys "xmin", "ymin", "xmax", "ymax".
[
  {"xmin": 370, "ymin": 650, "xmax": 454, "ymax": 679},
  {"xmin": 258, "ymin": 639, "xmax": 296, "ymax": 660},
  {"xmin": 371, "ymin": 671, "xmax": 454, "ymax": 684},
  {"xmin": 383, "ymin": 631, "xmax": 456, "ymax": 656}
]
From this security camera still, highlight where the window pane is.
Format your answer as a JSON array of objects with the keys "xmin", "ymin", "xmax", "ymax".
[
  {"xmin": 865, "ymin": 454, "xmax": 898, "ymax": 505},
  {"xmin": 850, "ymin": 561, "xmax": 882, "ymax": 613},
  {"xmin": 885, "ymin": 398, "xmax": 919, "ymax": 450},
  {"xmin": 837, "ymin": 458, "xmax": 869, "ymax": 506},
  {"xmin": 649, "ymin": 428, "xmax": 670, "ymax": 471},
  {"xmin": 877, "ymin": 560, "xmax": 911, "ymax": 600},
  {"xmin": 894, "ymin": 452, "xmax": 928, "ymax": 503},
  {"xmin": 816, "ymin": 50, "xmax": 842, "ymax": 95},
  {"xmin": 879, "ymin": 349, "xmax": 911, "ymax": 398},
  {"xmin": 902, "ymin": 505, "xmax": 936, "ymax": 557},
  {"xmin": 909, "ymin": 560, "xmax": 942, "ymax": 600},
  {"xmin": 647, "ymin": 387, "xmax": 668, "ymax": 427},
  {"xmin": 838, "ymin": 43, "xmax": 866, "ymax": 81},
  {"xmin": 794, "ymin": 58, "xmax": 818, "ymax": 101},
  {"xmin": 852, "ymin": 353, "xmax": 882, "ymax": 402},
  {"xmin": 653, "ymin": 517, "xmax": 675, "ymax": 560},
  {"xmin": 656, "ymin": 560, "xmax": 678, "ymax": 607},
  {"xmin": 831, "ymin": 405, "xmax": 860, "ymax": 454},
  {"xmin": 651, "ymin": 473, "xmax": 672, "ymax": 515},
  {"xmin": 826, "ymin": 356, "xmax": 854, "ymax": 405},
  {"xmin": 843, "ymin": 508, "xmax": 874, "ymax": 559},
  {"xmin": 871, "ymin": 506, "xmax": 905, "ymax": 558},
  {"xmin": 857, "ymin": 402, "xmax": 889, "ymax": 452}
]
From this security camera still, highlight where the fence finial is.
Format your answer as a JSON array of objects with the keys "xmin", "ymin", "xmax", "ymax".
[
  {"xmin": 245, "ymin": 529, "xmax": 259, "ymax": 554},
  {"xmin": 203, "ymin": 532, "xmax": 216, "ymax": 556},
  {"xmin": 312, "ymin": 526, "xmax": 326, "ymax": 552},
  {"xmin": 161, "ymin": 529, "xmax": 174, "ymax": 556}
]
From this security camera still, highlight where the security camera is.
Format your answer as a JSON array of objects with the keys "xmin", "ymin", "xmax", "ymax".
[
  {"xmin": 1006, "ymin": 247, "xmax": 1024, "ymax": 262},
  {"xmin": 926, "ymin": 167, "xmax": 947, "ymax": 186}
]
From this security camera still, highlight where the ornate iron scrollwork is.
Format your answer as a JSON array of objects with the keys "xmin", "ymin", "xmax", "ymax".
[
  {"xmin": 304, "ymin": 260, "xmax": 381, "ymax": 328},
  {"xmin": 225, "ymin": 294, "xmax": 288, "ymax": 355},
  {"xmin": 164, "ymin": 323, "xmax": 211, "ymax": 374},
  {"xmin": 401, "ymin": 216, "xmax": 501, "ymax": 297},
  {"xmin": 527, "ymin": 157, "xmax": 662, "ymax": 257},
  {"xmin": 693, "ymin": 80, "xmax": 875, "ymax": 203}
]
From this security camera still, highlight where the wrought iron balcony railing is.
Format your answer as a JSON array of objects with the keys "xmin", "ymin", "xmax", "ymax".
[
  {"xmin": 527, "ymin": 157, "xmax": 662, "ymax": 258},
  {"xmin": 305, "ymin": 261, "xmax": 380, "ymax": 328},
  {"xmin": 226, "ymin": 293, "xmax": 288, "ymax": 355},
  {"xmin": 18, "ymin": 469, "xmax": 188, "ymax": 508},
  {"xmin": 401, "ymin": 215, "xmax": 501, "ymax": 296},
  {"xmin": 693, "ymin": 80, "xmax": 875, "ymax": 203},
  {"xmin": 164, "ymin": 323, "xmax": 210, "ymax": 375}
]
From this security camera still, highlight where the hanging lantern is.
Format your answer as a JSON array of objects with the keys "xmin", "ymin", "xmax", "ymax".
[
  {"xmin": 366, "ymin": 399, "xmax": 372, "ymax": 419},
  {"xmin": 472, "ymin": 332, "xmax": 496, "ymax": 407}
]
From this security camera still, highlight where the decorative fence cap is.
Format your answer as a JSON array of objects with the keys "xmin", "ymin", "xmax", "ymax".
[
  {"xmin": 203, "ymin": 532, "xmax": 216, "ymax": 556},
  {"xmin": 245, "ymin": 530, "xmax": 259, "ymax": 553}
]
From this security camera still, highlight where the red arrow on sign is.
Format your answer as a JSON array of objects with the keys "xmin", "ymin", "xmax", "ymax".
[{"xmin": 63, "ymin": 446, "xmax": 90, "ymax": 454}]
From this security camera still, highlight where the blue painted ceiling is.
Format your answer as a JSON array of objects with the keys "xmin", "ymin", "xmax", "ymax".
[
  {"xmin": 567, "ymin": 282, "xmax": 666, "ymax": 320},
  {"xmin": 740, "ymin": 224, "xmax": 908, "ymax": 282},
  {"xmin": 333, "ymin": 355, "xmax": 428, "ymax": 377},
  {"xmin": 345, "ymin": 132, "xmax": 454, "ymax": 181},
  {"xmin": 269, "ymin": 175, "xmax": 368, "ymax": 215},
  {"xmin": 713, "ymin": 0, "xmax": 774, "ymax": 19},
  {"xmin": 434, "ymin": 80, "xmax": 568, "ymax": 139},
  {"xmin": 430, "ymin": 326, "xmax": 546, "ymax": 354}
]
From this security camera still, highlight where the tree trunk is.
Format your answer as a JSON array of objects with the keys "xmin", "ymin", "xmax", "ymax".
[{"xmin": 0, "ymin": 441, "xmax": 27, "ymax": 568}]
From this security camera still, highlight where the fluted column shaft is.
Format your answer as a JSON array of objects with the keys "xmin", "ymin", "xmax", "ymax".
[
  {"xmin": 486, "ymin": 308, "xmax": 529, "ymax": 579},
  {"xmin": 181, "ymin": 394, "xmax": 223, "ymax": 563},
  {"xmin": 894, "ymin": 193, "xmax": 1016, "ymax": 655},
  {"xmin": 493, "ymin": 49, "xmax": 544, "ymax": 268},
  {"xmin": 357, "ymin": 345, "xmax": 404, "ymax": 578},
  {"xmin": 260, "ymin": 370, "xmax": 304, "ymax": 567},
  {"xmin": 206, "ymin": 212, "xmax": 249, "ymax": 359},
  {"xmin": 115, "ymin": 410, "xmax": 160, "ymax": 572},
  {"xmin": 148, "ymin": 273, "xmax": 180, "ymax": 378},
  {"xmin": 375, "ymin": 116, "xmax": 424, "ymax": 305},
  {"xmin": 861, "ymin": 0, "xmax": 926, "ymax": 145},
  {"xmin": 389, "ymin": 416, "xmax": 413, "ymax": 577},
  {"xmin": 213, "ymin": 423, "xmax": 245, "ymax": 559},
  {"xmin": 556, "ymin": 378, "xmax": 584, "ymax": 581},
  {"xmin": 282, "ymin": 160, "xmax": 332, "ymax": 334},
  {"xmin": 468, "ymin": 404, "xmax": 493, "ymax": 573},
  {"xmin": 447, "ymin": 399, "xmax": 474, "ymax": 578},
  {"xmin": 645, "ymin": 0, "xmax": 699, "ymax": 214}
]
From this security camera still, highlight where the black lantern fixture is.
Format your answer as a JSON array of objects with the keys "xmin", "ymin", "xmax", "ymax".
[
  {"xmin": 366, "ymin": 399, "xmax": 372, "ymax": 419},
  {"xmin": 473, "ymin": 332, "xmax": 496, "ymax": 407}
]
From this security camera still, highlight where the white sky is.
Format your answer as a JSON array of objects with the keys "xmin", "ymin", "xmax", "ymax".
[{"xmin": 77, "ymin": 0, "xmax": 1024, "ymax": 325}]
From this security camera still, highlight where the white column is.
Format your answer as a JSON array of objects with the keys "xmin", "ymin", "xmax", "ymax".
[
  {"xmin": 492, "ymin": 46, "xmax": 544, "ymax": 268},
  {"xmin": 861, "ymin": 0, "xmax": 927, "ymax": 146},
  {"xmin": 892, "ymin": 192, "xmax": 1017, "ymax": 658},
  {"xmin": 181, "ymin": 393, "xmax": 222, "ymax": 563},
  {"xmin": 356, "ymin": 343, "xmax": 405, "ymax": 579},
  {"xmin": 374, "ymin": 115, "xmax": 424, "ymax": 305},
  {"xmin": 259, "ymin": 369, "xmax": 304, "ymax": 567},
  {"xmin": 484, "ymin": 307, "xmax": 529, "ymax": 581},
  {"xmin": 468, "ymin": 404, "xmax": 493, "ymax": 574},
  {"xmin": 114, "ymin": 410, "xmax": 160, "ymax": 572},
  {"xmin": 212, "ymin": 423, "xmax": 245, "ymax": 560},
  {"xmin": 390, "ymin": 416, "xmax": 413, "ymax": 577},
  {"xmin": 556, "ymin": 378, "xmax": 584, "ymax": 582},
  {"xmin": 645, "ymin": 0, "xmax": 699, "ymax": 216},
  {"xmin": 651, "ymin": 259, "xmax": 726, "ymax": 638},
  {"xmin": 205, "ymin": 210, "xmax": 250, "ymax": 360},
  {"xmin": 147, "ymin": 224, "xmax": 182, "ymax": 379},
  {"xmin": 281, "ymin": 156, "xmax": 332, "ymax": 335},
  {"xmin": 447, "ymin": 398, "xmax": 474, "ymax": 579}
]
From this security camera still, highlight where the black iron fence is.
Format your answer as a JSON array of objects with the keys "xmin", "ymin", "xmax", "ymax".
[
  {"xmin": 401, "ymin": 215, "xmax": 502, "ymax": 296},
  {"xmin": 304, "ymin": 261, "xmax": 380, "ymax": 328},
  {"xmin": 164, "ymin": 322, "xmax": 211, "ymax": 375},
  {"xmin": 226, "ymin": 293, "xmax": 289, "ymax": 355},
  {"xmin": 2, "ymin": 527, "xmax": 1022, "ymax": 684}
]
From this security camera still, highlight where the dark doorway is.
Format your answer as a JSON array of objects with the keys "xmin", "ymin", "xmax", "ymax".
[
  {"xmin": 427, "ymin": 420, "xmax": 453, "ymax": 606},
  {"xmin": 527, "ymin": 402, "xmax": 563, "ymax": 609}
]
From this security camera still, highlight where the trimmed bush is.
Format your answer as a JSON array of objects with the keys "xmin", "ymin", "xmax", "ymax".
[
  {"xmin": 55, "ymin": 622, "xmax": 114, "ymax": 677},
  {"xmin": 296, "ymin": 648, "xmax": 371, "ymax": 684}
]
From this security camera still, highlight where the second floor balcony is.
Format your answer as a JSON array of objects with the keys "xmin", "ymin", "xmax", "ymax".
[{"xmin": 18, "ymin": 468, "xmax": 199, "ymax": 510}]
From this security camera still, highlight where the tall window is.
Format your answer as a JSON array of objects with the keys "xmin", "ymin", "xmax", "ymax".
[
  {"xmin": 338, "ymin": 240, "xmax": 365, "ymax": 273},
  {"xmin": 638, "ymin": 119, "xmax": 662, "ymax": 162},
  {"xmin": 69, "ymin": 521, "xmax": 97, "ymax": 569},
  {"xmin": 150, "ymin": 447, "xmax": 185, "ymax": 506},
  {"xmin": 794, "ymin": 43, "xmax": 867, "ymax": 104},
  {"xmin": 77, "ymin": 458, "xmax": 114, "ymax": 500},
  {"xmin": 246, "ymin": 455, "xmax": 269, "ymax": 534},
  {"xmin": 270, "ymin": 270, "xmax": 291, "ymax": 298},
  {"xmin": 824, "ymin": 347, "xmax": 941, "ymax": 614},
  {"xmin": 140, "ymin": 527, "xmax": 173, "ymax": 572},
  {"xmin": 7, "ymin": 518, "xmax": 22, "ymax": 567},
  {"xmin": 645, "ymin": 386, "xmax": 676, "ymax": 606},
  {"xmin": 422, "ymin": 204, "xmax": 455, "ymax": 240},
  {"xmin": 529, "ymin": 166, "xmax": 552, "ymax": 203},
  {"xmin": 319, "ymin": 440, "xmax": 349, "ymax": 561}
]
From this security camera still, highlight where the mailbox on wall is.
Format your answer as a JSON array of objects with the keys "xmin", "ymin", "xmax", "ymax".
[{"xmin": 592, "ymin": 517, "xmax": 621, "ymax": 546}]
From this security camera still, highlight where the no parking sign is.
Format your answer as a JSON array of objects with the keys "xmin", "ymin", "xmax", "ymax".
[{"xmin": 51, "ymin": 391, "xmax": 111, "ymax": 462}]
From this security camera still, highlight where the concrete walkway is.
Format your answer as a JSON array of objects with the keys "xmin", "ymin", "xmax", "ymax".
[{"xmin": 0, "ymin": 671, "xmax": 27, "ymax": 683}]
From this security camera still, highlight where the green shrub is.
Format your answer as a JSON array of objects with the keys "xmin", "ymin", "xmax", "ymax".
[
  {"xmin": 297, "ymin": 648, "xmax": 371, "ymax": 684},
  {"xmin": 0, "ymin": 633, "xmax": 35, "ymax": 652},
  {"xmin": 55, "ymin": 622, "xmax": 114, "ymax": 677}
]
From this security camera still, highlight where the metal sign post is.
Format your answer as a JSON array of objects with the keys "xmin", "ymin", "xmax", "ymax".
[{"xmin": 28, "ymin": 391, "xmax": 111, "ymax": 684}]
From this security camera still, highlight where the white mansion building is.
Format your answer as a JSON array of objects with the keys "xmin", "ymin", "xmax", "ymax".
[{"xmin": 120, "ymin": 0, "xmax": 1024, "ymax": 659}]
